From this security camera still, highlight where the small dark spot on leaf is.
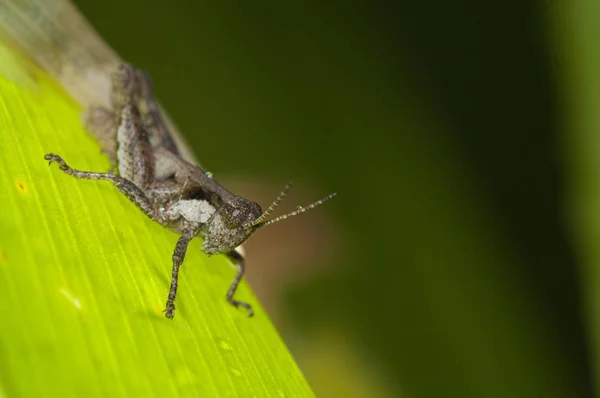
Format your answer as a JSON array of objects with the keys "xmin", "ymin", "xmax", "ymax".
[
  {"xmin": 16, "ymin": 180, "xmax": 26, "ymax": 193},
  {"xmin": 1, "ymin": 251, "xmax": 7, "ymax": 261}
]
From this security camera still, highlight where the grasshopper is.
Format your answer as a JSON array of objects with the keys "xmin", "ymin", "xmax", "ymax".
[{"xmin": 45, "ymin": 64, "xmax": 336, "ymax": 318}]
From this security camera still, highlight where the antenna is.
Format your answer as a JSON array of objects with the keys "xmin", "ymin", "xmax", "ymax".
[
  {"xmin": 257, "ymin": 192, "xmax": 337, "ymax": 228},
  {"xmin": 250, "ymin": 181, "xmax": 294, "ymax": 227}
]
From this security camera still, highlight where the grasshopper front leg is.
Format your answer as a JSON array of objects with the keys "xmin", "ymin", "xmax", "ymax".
[{"xmin": 164, "ymin": 227, "xmax": 198, "ymax": 318}]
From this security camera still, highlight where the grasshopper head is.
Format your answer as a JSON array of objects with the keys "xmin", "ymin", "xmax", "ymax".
[
  {"xmin": 200, "ymin": 198, "xmax": 262, "ymax": 255},
  {"xmin": 201, "ymin": 182, "xmax": 336, "ymax": 255}
]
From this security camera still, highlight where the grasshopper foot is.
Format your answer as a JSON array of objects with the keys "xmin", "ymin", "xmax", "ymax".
[
  {"xmin": 229, "ymin": 299, "xmax": 254, "ymax": 317},
  {"xmin": 164, "ymin": 301, "xmax": 176, "ymax": 319}
]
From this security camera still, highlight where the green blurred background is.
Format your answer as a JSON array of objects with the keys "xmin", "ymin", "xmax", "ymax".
[{"xmin": 70, "ymin": 0, "xmax": 597, "ymax": 397}]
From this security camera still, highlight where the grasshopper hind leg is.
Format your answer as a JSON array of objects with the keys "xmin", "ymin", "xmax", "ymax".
[{"xmin": 44, "ymin": 153, "xmax": 157, "ymax": 220}]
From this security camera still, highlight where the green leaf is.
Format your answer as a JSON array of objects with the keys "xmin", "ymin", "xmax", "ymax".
[{"xmin": 0, "ymin": 44, "xmax": 313, "ymax": 397}]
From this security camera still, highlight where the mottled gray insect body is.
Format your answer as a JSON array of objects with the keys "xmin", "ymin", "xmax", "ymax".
[{"xmin": 45, "ymin": 63, "xmax": 336, "ymax": 319}]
